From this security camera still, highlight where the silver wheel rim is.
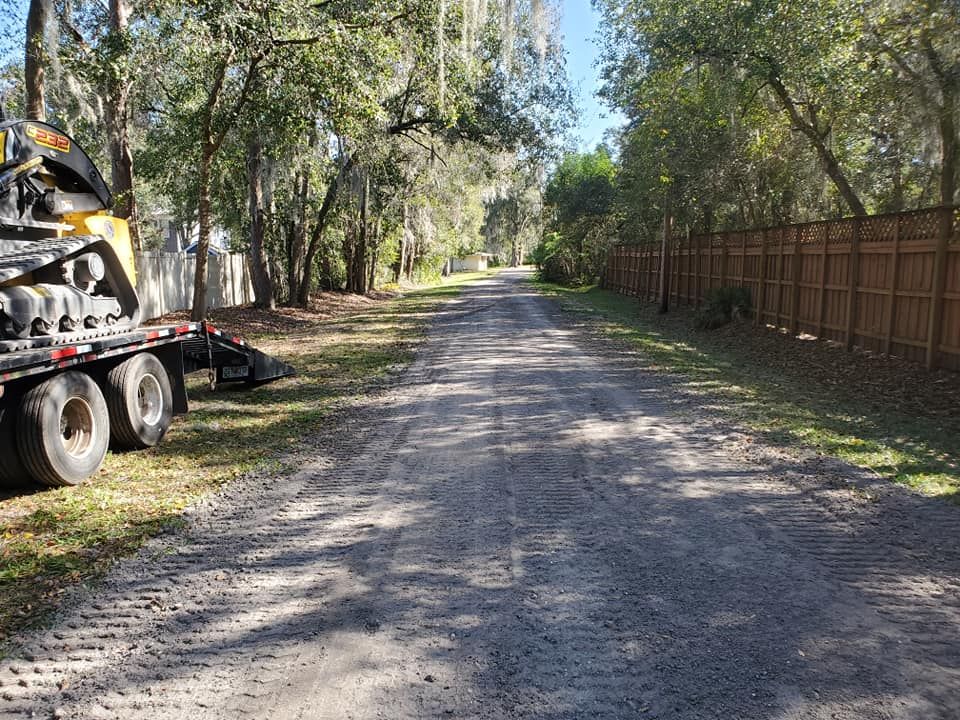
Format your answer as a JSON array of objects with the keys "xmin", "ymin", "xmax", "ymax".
[
  {"xmin": 137, "ymin": 374, "xmax": 163, "ymax": 426},
  {"xmin": 60, "ymin": 397, "xmax": 95, "ymax": 459}
]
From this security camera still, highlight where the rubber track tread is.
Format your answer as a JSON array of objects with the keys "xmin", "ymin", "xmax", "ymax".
[
  {"xmin": 0, "ymin": 236, "xmax": 96, "ymax": 283},
  {"xmin": 0, "ymin": 320, "xmax": 138, "ymax": 353}
]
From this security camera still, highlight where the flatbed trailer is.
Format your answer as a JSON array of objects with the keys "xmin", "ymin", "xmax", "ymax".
[{"xmin": 0, "ymin": 323, "xmax": 294, "ymax": 488}]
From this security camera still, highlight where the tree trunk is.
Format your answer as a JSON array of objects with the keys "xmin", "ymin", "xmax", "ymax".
[
  {"xmin": 397, "ymin": 205, "xmax": 408, "ymax": 283},
  {"xmin": 285, "ymin": 171, "xmax": 309, "ymax": 305},
  {"xmin": 24, "ymin": 0, "xmax": 52, "ymax": 121},
  {"xmin": 104, "ymin": 0, "xmax": 140, "ymax": 249},
  {"xmin": 405, "ymin": 237, "xmax": 416, "ymax": 280},
  {"xmin": 937, "ymin": 102, "xmax": 955, "ymax": 206},
  {"xmin": 659, "ymin": 203, "xmax": 672, "ymax": 314},
  {"xmin": 247, "ymin": 136, "xmax": 274, "ymax": 309},
  {"xmin": 191, "ymin": 148, "xmax": 214, "ymax": 321},
  {"xmin": 368, "ymin": 219, "xmax": 381, "ymax": 290},
  {"xmin": 190, "ymin": 50, "xmax": 255, "ymax": 320},
  {"xmin": 296, "ymin": 156, "xmax": 353, "ymax": 308},
  {"xmin": 351, "ymin": 172, "xmax": 370, "ymax": 294},
  {"xmin": 768, "ymin": 74, "xmax": 867, "ymax": 217}
]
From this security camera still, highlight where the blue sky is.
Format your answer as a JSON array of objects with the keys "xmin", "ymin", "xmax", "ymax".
[{"xmin": 558, "ymin": 1, "xmax": 625, "ymax": 151}]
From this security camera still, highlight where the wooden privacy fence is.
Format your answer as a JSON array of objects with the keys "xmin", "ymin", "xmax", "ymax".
[
  {"xmin": 605, "ymin": 206, "xmax": 960, "ymax": 371},
  {"xmin": 135, "ymin": 251, "xmax": 255, "ymax": 321}
]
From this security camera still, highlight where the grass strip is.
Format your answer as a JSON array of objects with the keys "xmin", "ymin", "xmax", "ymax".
[
  {"xmin": 532, "ymin": 279, "xmax": 959, "ymax": 503},
  {"xmin": 0, "ymin": 271, "xmax": 493, "ymax": 645}
]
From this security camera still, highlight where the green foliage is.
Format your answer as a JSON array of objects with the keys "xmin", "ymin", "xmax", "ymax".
[
  {"xmin": 593, "ymin": 0, "xmax": 959, "ymax": 244},
  {"xmin": 11, "ymin": 0, "xmax": 571, "ymax": 303},
  {"xmin": 696, "ymin": 287, "xmax": 752, "ymax": 330},
  {"xmin": 536, "ymin": 147, "xmax": 618, "ymax": 284}
]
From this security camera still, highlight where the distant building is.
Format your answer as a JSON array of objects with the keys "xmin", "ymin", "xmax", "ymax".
[
  {"xmin": 451, "ymin": 253, "xmax": 495, "ymax": 272},
  {"xmin": 145, "ymin": 211, "xmax": 230, "ymax": 254}
]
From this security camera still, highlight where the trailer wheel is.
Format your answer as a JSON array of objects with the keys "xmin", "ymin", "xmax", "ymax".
[
  {"xmin": 106, "ymin": 353, "xmax": 173, "ymax": 450},
  {"xmin": 0, "ymin": 403, "xmax": 31, "ymax": 488},
  {"xmin": 17, "ymin": 371, "xmax": 110, "ymax": 487}
]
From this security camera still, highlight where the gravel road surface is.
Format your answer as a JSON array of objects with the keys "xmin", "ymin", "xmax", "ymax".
[{"xmin": 1, "ymin": 268, "xmax": 958, "ymax": 719}]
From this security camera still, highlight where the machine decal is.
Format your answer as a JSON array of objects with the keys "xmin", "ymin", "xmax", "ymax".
[{"xmin": 25, "ymin": 124, "xmax": 71, "ymax": 153}]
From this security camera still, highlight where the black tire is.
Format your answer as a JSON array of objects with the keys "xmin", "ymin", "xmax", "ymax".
[
  {"xmin": 0, "ymin": 401, "xmax": 32, "ymax": 489},
  {"xmin": 106, "ymin": 352, "xmax": 173, "ymax": 450},
  {"xmin": 17, "ymin": 371, "xmax": 110, "ymax": 487}
]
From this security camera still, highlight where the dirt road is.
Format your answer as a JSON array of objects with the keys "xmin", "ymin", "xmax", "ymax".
[{"xmin": 2, "ymin": 269, "xmax": 959, "ymax": 719}]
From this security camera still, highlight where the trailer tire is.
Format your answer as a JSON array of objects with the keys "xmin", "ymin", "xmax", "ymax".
[
  {"xmin": 17, "ymin": 371, "xmax": 110, "ymax": 487},
  {"xmin": 106, "ymin": 352, "xmax": 173, "ymax": 450},
  {"xmin": 0, "ymin": 402, "xmax": 31, "ymax": 488}
]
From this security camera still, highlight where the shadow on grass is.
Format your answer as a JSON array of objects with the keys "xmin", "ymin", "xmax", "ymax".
[
  {"xmin": 14, "ymin": 268, "xmax": 957, "ymax": 716},
  {"xmin": 533, "ymin": 280, "xmax": 960, "ymax": 502}
]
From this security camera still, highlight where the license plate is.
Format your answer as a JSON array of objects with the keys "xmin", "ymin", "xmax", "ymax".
[{"xmin": 221, "ymin": 365, "xmax": 249, "ymax": 379}]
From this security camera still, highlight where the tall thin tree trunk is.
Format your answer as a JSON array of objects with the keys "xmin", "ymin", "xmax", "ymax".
[
  {"xmin": 297, "ymin": 156, "xmax": 352, "ymax": 307},
  {"xmin": 659, "ymin": 202, "xmax": 672, "ymax": 314},
  {"xmin": 921, "ymin": 36, "xmax": 958, "ymax": 206},
  {"xmin": 406, "ymin": 238, "xmax": 416, "ymax": 281},
  {"xmin": 935, "ymin": 80, "xmax": 957, "ymax": 205},
  {"xmin": 191, "ymin": 148, "xmax": 214, "ymax": 321},
  {"xmin": 352, "ymin": 173, "xmax": 370, "ymax": 293},
  {"xmin": 768, "ymin": 75, "xmax": 867, "ymax": 217},
  {"xmin": 247, "ymin": 135, "xmax": 274, "ymax": 309},
  {"xmin": 105, "ymin": 0, "xmax": 140, "ymax": 249},
  {"xmin": 24, "ymin": 0, "xmax": 52, "ymax": 121},
  {"xmin": 285, "ymin": 170, "xmax": 309, "ymax": 305},
  {"xmin": 397, "ymin": 204, "xmax": 408, "ymax": 282},
  {"xmin": 189, "ymin": 51, "xmax": 257, "ymax": 321},
  {"xmin": 368, "ymin": 219, "xmax": 381, "ymax": 291}
]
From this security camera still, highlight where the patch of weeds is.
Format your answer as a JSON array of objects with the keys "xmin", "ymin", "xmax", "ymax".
[
  {"xmin": 0, "ymin": 269, "xmax": 493, "ymax": 644},
  {"xmin": 531, "ymin": 279, "xmax": 960, "ymax": 503},
  {"xmin": 696, "ymin": 287, "xmax": 752, "ymax": 329}
]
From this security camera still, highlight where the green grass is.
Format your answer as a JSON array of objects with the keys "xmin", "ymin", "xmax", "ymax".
[
  {"xmin": 532, "ymin": 279, "xmax": 960, "ymax": 502},
  {"xmin": 0, "ymin": 269, "xmax": 494, "ymax": 645}
]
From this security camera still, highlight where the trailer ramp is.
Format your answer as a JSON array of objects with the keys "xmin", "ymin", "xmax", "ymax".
[{"xmin": 181, "ymin": 323, "xmax": 296, "ymax": 387}]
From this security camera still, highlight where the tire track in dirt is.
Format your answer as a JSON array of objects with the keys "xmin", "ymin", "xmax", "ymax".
[{"xmin": 0, "ymin": 269, "xmax": 957, "ymax": 719}]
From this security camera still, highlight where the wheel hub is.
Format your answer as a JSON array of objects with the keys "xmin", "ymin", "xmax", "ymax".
[
  {"xmin": 137, "ymin": 374, "xmax": 163, "ymax": 426},
  {"xmin": 60, "ymin": 397, "xmax": 95, "ymax": 459}
]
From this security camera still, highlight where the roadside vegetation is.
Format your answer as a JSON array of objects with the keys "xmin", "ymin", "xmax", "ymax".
[
  {"xmin": 0, "ymin": 271, "xmax": 490, "ymax": 647},
  {"xmin": 3, "ymin": 2, "xmax": 566, "ymax": 309},
  {"xmin": 533, "ymin": 280, "xmax": 960, "ymax": 503},
  {"xmin": 535, "ymin": 1, "xmax": 958, "ymax": 286}
]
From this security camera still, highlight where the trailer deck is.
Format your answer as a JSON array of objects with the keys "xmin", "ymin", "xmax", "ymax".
[{"xmin": 0, "ymin": 322, "xmax": 295, "ymax": 389}]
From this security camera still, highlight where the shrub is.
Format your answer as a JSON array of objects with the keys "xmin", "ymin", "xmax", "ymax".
[{"xmin": 696, "ymin": 287, "xmax": 752, "ymax": 329}]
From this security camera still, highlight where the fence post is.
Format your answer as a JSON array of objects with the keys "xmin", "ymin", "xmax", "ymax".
[
  {"xmin": 817, "ymin": 230, "xmax": 828, "ymax": 337},
  {"xmin": 156, "ymin": 253, "xmax": 166, "ymax": 317},
  {"xmin": 884, "ymin": 214, "xmax": 902, "ymax": 355},
  {"xmin": 640, "ymin": 245, "xmax": 648, "ymax": 301},
  {"xmin": 673, "ymin": 232, "xmax": 683, "ymax": 305},
  {"xmin": 719, "ymin": 241, "xmax": 728, "ymax": 288},
  {"xmin": 756, "ymin": 229, "xmax": 768, "ymax": 326},
  {"xmin": 925, "ymin": 206, "xmax": 952, "ymax": 369},
  {"xmin": 775, "ymin": 229, "xmax": 785, "ymax": 326},
  {"xmin": 739, "ymin": 232, "xmax": 747, "ymax": 287},
  {"xmin": 694, "ymin": 234, "xmax": 702, "ymax": 308},
  {"xmin": 845, "ymin": 218, "xmax": 862, "ymax": 351},
  {"xmin": 790, "ymin": 228, "xmax": 802, "ymax": 335}
]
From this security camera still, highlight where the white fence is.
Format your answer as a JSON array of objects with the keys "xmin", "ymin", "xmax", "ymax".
[{"xmin": 135, "ymin": 252, "xmax": 255, "ymax": 321}]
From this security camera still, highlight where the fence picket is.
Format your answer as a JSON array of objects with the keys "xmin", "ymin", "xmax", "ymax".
[
  {"xmin": 845, "ymin": 218, "xmax": 862, "ymax": 351},
  {"xmin": 604, "ymin": 205, "xmax": 958, "ymax": 370}
]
